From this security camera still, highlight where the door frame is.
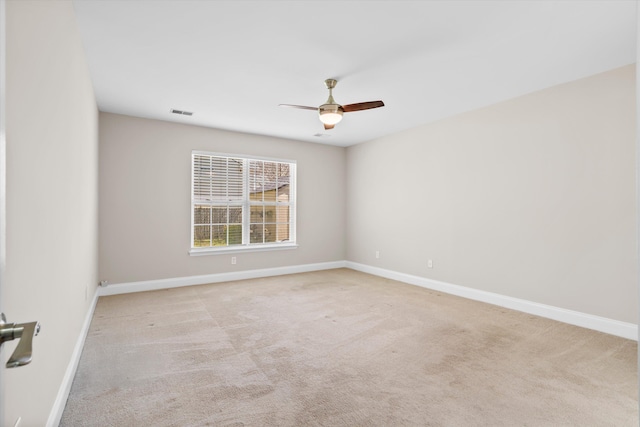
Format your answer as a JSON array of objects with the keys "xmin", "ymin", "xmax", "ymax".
[{"xmin": 0, "ymin": 0, "xmax": 7, "ymax": 421}]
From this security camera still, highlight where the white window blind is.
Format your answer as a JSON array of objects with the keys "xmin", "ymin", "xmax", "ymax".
[{"xmin": 191, "ymin": 152, "xmax": 296, "ymax": 252}]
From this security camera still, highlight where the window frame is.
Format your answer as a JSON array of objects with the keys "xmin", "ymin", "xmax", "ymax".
[{"xmin": 189, "ymin": 150, "xmax": 297, "ymax": 256}]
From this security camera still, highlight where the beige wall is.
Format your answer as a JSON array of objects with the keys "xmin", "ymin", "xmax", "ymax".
[
  {"xmin": 4, "ymin": 1, "xmax": 99, "ymax": 425},
  {"xmin": 99, "ymin": 113, "xmax": 346, "ymax": 284},
  {"xmin": 347, "ymin": 65, "xmax": 637, "ymax": 324}
]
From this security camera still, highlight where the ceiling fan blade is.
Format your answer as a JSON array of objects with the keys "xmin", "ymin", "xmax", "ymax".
[
  {"xmin": 324, "ymin": 123, "xmax": 335, "ymax": 130},
  {"xmin": 342, "ymin": 101, "xmax": 385, "ymax": 113},
  {"xmin": 279, "ymin": 104, "xmax": 317, "ymax": 111}
]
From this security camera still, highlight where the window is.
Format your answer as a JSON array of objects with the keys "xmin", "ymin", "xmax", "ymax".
[{"xmin": 191, "ymin": 151, "xmax": 296, "ymax": 254}]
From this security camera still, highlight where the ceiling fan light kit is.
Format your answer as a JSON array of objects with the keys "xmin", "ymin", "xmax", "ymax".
[
  {"xmin": 318, "ymin": 105, "xmax": 343, "ymax": 125},
  {"xmin": 280, "ymin": 78, "xmax": 384, "ymax": 130}
]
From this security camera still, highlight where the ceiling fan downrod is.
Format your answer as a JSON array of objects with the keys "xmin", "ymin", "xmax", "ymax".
[{"xmin": 324, "ymin": 79, "xmax": 339, "ymax": 105}]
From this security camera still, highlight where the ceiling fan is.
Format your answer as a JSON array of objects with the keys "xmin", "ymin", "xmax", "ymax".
[{"xmin": 279, "ymin": 79, "xmax": 384, "ymax": 130}]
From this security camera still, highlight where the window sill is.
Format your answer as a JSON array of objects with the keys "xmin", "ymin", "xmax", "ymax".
[{"xmin": 188, "ymin": 243, "xmax": 298, "ymax": 256}]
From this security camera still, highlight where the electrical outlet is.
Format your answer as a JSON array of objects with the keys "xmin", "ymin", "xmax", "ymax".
[
  {"xmin": 428, "ymin": 259, "xmax": 433, "ymax": 268},
  {"xmin": 231, "ymin": 256, "xmax": 237, "ymax": 265},
  {"xmin": 375, "ymin": 251, "xmax": 380, "ymax": 259}
]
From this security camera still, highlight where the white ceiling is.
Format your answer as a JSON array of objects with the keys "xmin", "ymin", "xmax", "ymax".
[{"xmin": 72, "ymin": 1, "xmax": 637, "ymax": 147}]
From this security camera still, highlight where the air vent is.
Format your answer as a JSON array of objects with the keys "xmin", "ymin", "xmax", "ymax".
[
  {"xmin": 170, "ymin": 109, "xmax": 194, "ymax": 116},
  {"xmin": 313, "ymin": 133, "xmax": 331, "ymax": 138}
]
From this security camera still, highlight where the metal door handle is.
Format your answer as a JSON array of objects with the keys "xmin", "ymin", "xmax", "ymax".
[{"xmin": 0, "ymin": 313, "xmax": 41, "ymax": 368}]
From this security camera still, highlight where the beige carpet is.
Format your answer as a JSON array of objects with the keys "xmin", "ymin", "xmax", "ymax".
[{"xmin": 60, "ymin": 268, "xmax": 637, "ymax": 426}]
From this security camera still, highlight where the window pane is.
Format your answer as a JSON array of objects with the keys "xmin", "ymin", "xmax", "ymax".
[
  {"xmin": 249, "ymin": 160, "xmax": 263, "ymax": 201},
  {"xmin": 193, "ymin": 155, "xmax": 212, "ymax": 201},
  {"xmin": 211, "ymin": 225, "xmax": 226, "ymax": 246},
  {"xmin": 201, "ymin": 157, "xmax": 243, "ymax": 203},
  {"xmin": 227, "ymin": 158, "xmax": 243, "ymax": 201},
  {"xmin": 276, "ymin": 224, "xmax": 290, "ymax": 242},
  {"xmin": 277, "ymin": 162, "xmax": 290, "ymax": 202},
  {"xmin": 277, "ymin": 182, "xmax": 290, "ymax": 202},
  {"xmin": 210, "ymin": 157, "xmax": 227, "ymax": 201},
  {"xmin": 263, "ymin": 162, "xmax": 277, "ymax": 202},
  {"xmin": 263, "ymin": 187, "xmax": 276, "ymax": 202},
  {"xmin": 264, "ymin": 224, "xmax": 276, "ymax": 243},
  {"xmin": 250, "ymin": 224, "xmax": 263, "ymax": 244},
  {"xmin": 250, "ymin": 201, "xmax": 264, "ymax": 244},
  {"xmin": 264, "ymin": 205, "xmax": 275, "ymax": 221},
  {"xmin": 250, "ymin": 205, "xmax": 264, "ymax": 223},
  {"xmin": 228, "ymin": 206, "xmax": 242, "ymax": 223},
  {"xmin": 278, "ymin": 163, "xmax": 289, "ymax": 177},
  {"xmin": 193, "ymin": 225, "xmax": 211, "ymax": 247},
  {"xmin": 211, "ymin": 207, "xmax": 227, "ymax": 224},
  {"xmin": 276, "ymin": 205, "xmax": 289, "ymax": 224},
  {"xmin": 194, "ymin": 205, "xmax": 211, "ymax": 225},
  {"xmin": 227, "ymin": 224, "xmax": 242, "ymax": 245}
]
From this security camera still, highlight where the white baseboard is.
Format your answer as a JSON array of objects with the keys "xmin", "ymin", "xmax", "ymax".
[
  {"xmin": 46, "ymin": 287, "xmax": 100, "ymax": 427},
  {"xmin": 346, "ymin": 261, "xmax": 638, "ymax": 341},
  {"xmin": 97, "ymin": 259, "xmax": 637, "ymax": 340},
  {"xmin": 98, "ymin": 261, "xmax": 347, "ymax": 296}
]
